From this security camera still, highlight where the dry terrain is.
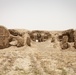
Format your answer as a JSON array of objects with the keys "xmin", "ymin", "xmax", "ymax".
[{"xmin": 0, "ymin": 29, "xmax": 76, "ymax": 75}]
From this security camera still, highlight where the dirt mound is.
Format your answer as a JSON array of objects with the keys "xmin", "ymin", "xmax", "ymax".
[
  {"xmin": 0, "ymin": 26, "xmax": 10, "ymax": 49},
  {"xmin": 9, "ymin": 29, "xmax": 22, "ymax": 36},
  {"xmin": 60, "ymin": 35, "xmax": 69, "ymax": 49}
]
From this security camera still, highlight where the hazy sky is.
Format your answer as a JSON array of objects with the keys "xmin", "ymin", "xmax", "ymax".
[{"xmin": 0, "ymin": 0, "xmax": 76, "ymax": 30}]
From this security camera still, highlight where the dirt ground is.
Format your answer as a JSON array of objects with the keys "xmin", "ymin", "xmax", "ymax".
[{"xmin": 0, "ymin": 30, "xmax": 76, "ymax": 75}]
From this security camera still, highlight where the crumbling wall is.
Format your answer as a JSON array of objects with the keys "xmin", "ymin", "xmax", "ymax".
[
  {"xmin": 58, "ymin": 29, "xmax": 76, "ymax": 49},
  {"xmin": 29, "ymin": 30, "xmax": 51, "ymax": 42},
  {"xmin": 0, "ymin": 25, "xmax": 76, "ymax": 50},
  {"xmin": 0, "ymin": 26, "xmax": 10, "ymax": 49}
]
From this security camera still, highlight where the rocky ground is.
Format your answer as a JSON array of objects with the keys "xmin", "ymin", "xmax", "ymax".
[{"xmin": 0, "ymin": 30, "xmax": 76, "ymax": 75}]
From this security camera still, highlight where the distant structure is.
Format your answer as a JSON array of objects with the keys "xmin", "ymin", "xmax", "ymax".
[
  {"xmin": 0, "ymin": 25, "xmax": 76, "ymax": 50},
  {"xmin": 0, "ymin": 25, "xmax": 25, "ymax": 49},
  {"xmin": 29, "ymin": 30, "xmax": 51, "ymax": 42},
  {"xmin": 58, "ymin": 29, "xmax": 76, "ymax": 49}
]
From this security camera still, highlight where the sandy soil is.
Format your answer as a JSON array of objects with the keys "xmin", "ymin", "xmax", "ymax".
[{"xmin": 0, "ymin": 30, "xmax": 76, "ymax": 75}]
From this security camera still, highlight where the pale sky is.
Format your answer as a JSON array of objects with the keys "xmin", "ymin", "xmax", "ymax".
[{"xmin": 0, "ymin": 0, "xmax": 76, "ymax": 30}]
